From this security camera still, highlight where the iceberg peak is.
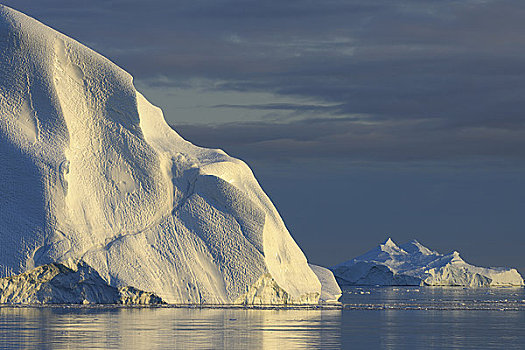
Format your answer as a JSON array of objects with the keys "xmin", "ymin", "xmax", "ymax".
[
  {"xmin": 383, "ymin": 237, "xmax": 397, "ymax": 247},
  {"xmin": 449, "ymin": 251, "xmax": 465, "ymax": 264},
  {"xmin": 399, "ymin": 239, "xmax": 436, "ymax": 256},
  {"xmin": 378, "ymin": 237, "xmax": 406, "ymax": 256}
]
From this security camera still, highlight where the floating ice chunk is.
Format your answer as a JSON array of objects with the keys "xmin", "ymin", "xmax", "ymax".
[{"xmin": 308, "ymin": 264, "xmax": 341, "ymax": 303}]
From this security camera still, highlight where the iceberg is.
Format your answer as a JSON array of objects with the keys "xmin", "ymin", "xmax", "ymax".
[
  {"xmin": 332, "ymin": 238, "xmax": 524, "ymax": 287},
  {"xmin": 0, "ymin": 5, "xmax": 336, "ymax": 304}
]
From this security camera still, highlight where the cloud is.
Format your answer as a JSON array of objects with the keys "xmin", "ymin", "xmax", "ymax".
[
  {"xmin": 209, "ymin": 102, "xmax": 346, "ymax": 115},
  {"xmin": 173, "ymin": 116, "xmax": 525, "ymax": 163},
  {"xmin": 4, "ymin": 0, "xmax": 525, "ymax": 164}
]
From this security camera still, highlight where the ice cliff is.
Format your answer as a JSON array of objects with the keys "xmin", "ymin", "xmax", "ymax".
[
  {"xmin": 0, "ymin": 5, "xmax": 334, "ymax": 304},
  {"xmin": 332, "ymin": 238, "xmax": 524, "ymax": 287},
  {"xmin": 308, "ymin": 264, "xmax": 342, "ymax": 303}
]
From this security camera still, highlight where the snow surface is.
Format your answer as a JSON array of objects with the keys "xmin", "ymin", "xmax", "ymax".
[
  {"xmin": 0, "ymin": 5, "xmax": 335, "ymax": 304},
  {"xmin": 332, "ymin": 238, "xmax": 524, "ymax": 287}
]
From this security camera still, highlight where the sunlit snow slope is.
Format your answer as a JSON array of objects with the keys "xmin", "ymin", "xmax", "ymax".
[
  {"xmin": 0, "ymin": 5, "xmax": 327, "ymax": 304},
  {"xmin": 332, "ymin": 238, "xmax": 524, "ymax": 287}
]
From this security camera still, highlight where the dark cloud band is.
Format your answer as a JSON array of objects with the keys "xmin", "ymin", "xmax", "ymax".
[
  {"xmin": 3, "ymin": 0, "xmax": 525, "ymax": 165},
  {"xmin": 173, "ymin": 117, "xmax": 525, "ymax": 162}
]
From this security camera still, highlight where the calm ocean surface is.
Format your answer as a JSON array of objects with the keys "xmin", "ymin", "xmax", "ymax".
[{"xmin": 1, "ymin": 287, "xmax": 524, "ymax": 349}]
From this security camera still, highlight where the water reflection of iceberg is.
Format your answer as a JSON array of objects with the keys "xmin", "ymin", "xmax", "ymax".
[{"xmin": 0, "ymin": 307, "xmax": 342, "ymax": 349}]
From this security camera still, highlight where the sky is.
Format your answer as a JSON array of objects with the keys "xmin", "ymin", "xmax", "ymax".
[{"xmin": 3, "ymin": 0, "xmax": 525, "ymax": 273}]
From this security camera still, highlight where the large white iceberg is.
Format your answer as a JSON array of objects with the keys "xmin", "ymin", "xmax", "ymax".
[
  {"xmin": 0, "ymin": 5, "xmax": 335, "ymax": 304},
  {"xmin": 332, "ymin": 238, "xmax": 524, "ymax": 287}
]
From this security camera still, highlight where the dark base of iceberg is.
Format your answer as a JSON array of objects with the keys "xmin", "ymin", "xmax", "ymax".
[
  {"xmin": 334, "ymin": 263, "xmax": 421, "ymax": 286},
  {"xmin": 0, "ymin": 263, "xmax": 164, "ymax": 305}
]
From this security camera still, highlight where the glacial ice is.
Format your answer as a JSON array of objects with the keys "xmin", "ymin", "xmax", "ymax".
[
  {"xmin": 332, "ymin": 238, "xmax": 524, "ymax": 287},
  {"xmin": 309, "ymin": 264, "xmax": 342, "ymax": 303},
  {"xmin": 0, "ymin": 263, "xmax": 164, "ymax": 304},
  {"xmin": 0, "ymin": 5, "xmax": 333, "ymax": 304}
]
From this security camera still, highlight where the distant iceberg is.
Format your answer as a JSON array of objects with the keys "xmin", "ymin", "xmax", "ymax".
[{"xmin": 331, "ymin": 238, "xmax": 524, "ymax": 287}]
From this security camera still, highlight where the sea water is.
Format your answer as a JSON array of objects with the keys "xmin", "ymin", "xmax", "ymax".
[{"xmin": 0, "ymin": 287, "xmax": 524, "ymax": 349}]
